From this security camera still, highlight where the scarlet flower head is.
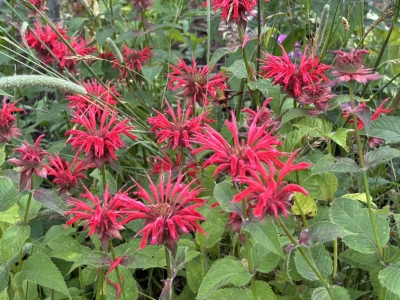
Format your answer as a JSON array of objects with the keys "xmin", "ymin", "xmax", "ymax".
[
  {"xmin": 65, "ymin": 107, "xmax": 138, "ymax": 169},
  {"xmin": 65, "ymin": 184, "xmax": 130, "ymax": 250},
  {"xmin": 0, "ymin": 98, "xmax": 24, "ymax": 143},
  {"xmin": 167, "ymin": 57, "xmax": 228, "ymax": 107},
  {"xmin": 27, "ymin": 0, "xmax": 48, "ymax": 17},
  {"xmin": 45, "ymin": 153, "xmax": 94, "ymax": 195},
  {"xmin": 329, "ymin": 49, "xmax": 382, "ymax": 85},
  {"xmin": 67, "ymin": 80, "xmax": 119, "ymax": 113},
  {"xmin": 113, "ymin": 46, "xmax": 150, "ymax": 79},
  {"xmin": 193, "ymin": 111, "xmax": 285, "ymax": 178},
  {"xmin": 297, "ymin": 82, "xmax": 335, "ymax": 111},
  {"xmin": 233, "ymin": 151, "xmax": 311, "ymax": 220},
  {"xmin": 242, "ymin": 98, "xmax": 281, "ymax": 130},
  {"xmin": 148, "ymin": 100, "xmax": 213, "ymax": 149},
  {"xmin": 120, "ymin": 172, "xmax": 206, "ymax": 253},
  {"xmin": 55, "ymin": 37, "xmax": 96, "ymax": 72},
  {"xmin": 8, "ymin": 134, "xmax": 50, "ymax": 192},
  {"xmin": 260, "ymin": 45, "xmax": 331, "ymax": 98}
]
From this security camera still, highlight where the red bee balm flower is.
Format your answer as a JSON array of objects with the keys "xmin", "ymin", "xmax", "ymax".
[
  {"xmin": 45, "ymin": 153, "xmax": 94, "ymax": 195},
  {"xmin": 0, "ymin": 98, "xmax": 24, "ymax": 143},
  {"xmin": 114, "ymin": 46, "xmax": 150, "ymax": 79},
  {"xmin": 193, "ymin": 111, "xmax": 284, "ymax": 178},
  {"xmin": 120, "ymin": 172, "xmax": 206, "ymax": 252},
  {"xmin": 67, "ymin": 80, "xmax": 119, "ymax": 113},
  {"xmin": 233, "ymin": 151, "xmax": 311, "ymax": 220},
  {"xmin": 260, "ymin": 45, "xmax": 331, "ymax": 97},
  {"xmin": 167, "ymin": 57, "xmax": 228, "ymax": 106},
  {"xmin": 330, "ymin": 49, "xmax": 382, "ymax": 85},
  {"xmin": 242, "ymin": 98, "xmax": 281, "ymax": 130},
  {"xmin": 65, "ymin": 107, "xmax": 138, "ymax": 169},
  {"xmin": 65, "ymin": 184, "xmax": 130, "ymax": 250},
  {"xmin": 148, "ymin": 100, "xmax": 213, "ymax": 149},
  {"xmin": 8, "ymin": 134, "xmax": 50, "ymax": 192}
]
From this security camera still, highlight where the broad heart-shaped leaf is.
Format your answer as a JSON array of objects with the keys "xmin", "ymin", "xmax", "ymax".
[
  {"xmin": 292, "ymin": 192, "xmax": 317, "ymax": 217},
  {"xmin": 326, "ymin": 128, "xmax": 349, "ymax": 151},
  {"xmin": 281, "ymin": 108, "xmax": 316, "ymax": 125},
  {"xmin": 378, "ymin": 265, "xmax": 400, "ymax": 297},
  {"xmin": 362, "ymin": 116, "xmax": 400, "ymax": 144},
  {"xmin": 196, "ymin": 256, "xmax": 251, "ymax": 300},
  {"xmin": 299, "ymin": 222, "xmax": 352, "ymax": 246},
  {"xmin": 365, "ymin": 146, "xmax": 400, "ymax": 169},
  {"xmin": 294, "ymin": 243, "xmax": 332, "ymax": 281},
  {"xmin": 254, "ymin": 280, "xmax": 277, "ymax": 300},
  {"xmin": 312, "ymin": 286, "xmax": 350, "ymax": 300},
  {"xmin": 142, "ymin": 65, "xmax": 163, "ymax": 83},
  {"xmin": 242, "ymin": 218, "xmax": 284, "ymax": 258},
  {"xmin": 213, "ymin": 182, "xmax": 242, "ymax": 215},
  {"xmin": 330, "ymin": 198, "xmax": 389, "ymax": 253},
  {"xmin": 0, "ymin": 225, "xmax": 30, "ymax": 263},
  {"xmin": 14, "ymin": 252, "xmax": 71, "ymax": 300},
  {"xmin": 33, "ymin": 189, "xmax": 68, "ymax": 215},
  {"xmin": 0, "ymin": 176, "xmax": 18, "ymax": 212},
  {"xmin": 206, "ymin": 288, "xmax": 252, "ymax": 300}
]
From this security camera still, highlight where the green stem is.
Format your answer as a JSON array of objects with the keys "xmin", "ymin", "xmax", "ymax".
[
  {"xmin": 197, "ymin": 220, "xmax": 205, "ymax": 280},
  {"xmin": 109, "ymin": 241, "xmax": 127, "ymax": 300},
  {"xmin": 164, "ymin": 246, "xmax": 172, "ymax": 279},
  {"xmin": 96, "ymin": 269, "xmax": 105, "ymax": 300},
  {"xmin": 241, "ymin": 200, "xmax": 257, "ymax": 300},
  {"xmin": 206, "ymin": 0, "xmax": 211, "ymax": 63},
  {"xmin": 277, "ymin": 217, "xmax": 329, "ymax": 288},
  {"xmin": 349, "ymin": 81, "xmax": 382, "ymax": 258}
]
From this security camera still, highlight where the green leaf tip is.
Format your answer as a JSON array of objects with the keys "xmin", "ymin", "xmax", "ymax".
[{"xmin": 0, "ymin": 75, "xmax": 86, "ymax": 95}]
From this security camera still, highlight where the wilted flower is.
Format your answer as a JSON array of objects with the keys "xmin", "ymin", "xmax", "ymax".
[
  {"xmin": 297, "ymin": 81, "xmax": 335, "ymax": 111},
  {"xmin": 114, "ymin": 46, "xmax": 150, "ymax": 79},
  {"xmin": 260, "ymin": 45, "xmax": 330, "ymax": 98},
  {"xmin": 0, "ymin": 98, "xmax": 24, "ymax": 143},
  {"xmin": 67, "ymin": 80, "xmax": 119, "ymax": 113},
  {"xmin": 148, "ymin": 100, "xmax": 213, "ymax": 149},
  {"xmin": 233, "ymin": 151, "xmax": 311, "ymax": 220},
  {"xmin": 242, "ymin": 98, "xmax": 280, "ymax": 130},
  {"xmin": 65, "ymin": 184, "xmax": 131, "ymax": 250},
  {"xmin": 65, "ymin": 107, "xmax": 138, "ymax": 169},
  {"xmin": 193, "ymin": 111, "xmax": 284, "ymax": 178},
  {"xmin": 45, "ymin": 153, "xmax": 94, "ymax": 195},
  {"xmin": 167, "ymin": 57, "xmax": 228, "ymax": 107},
  {"xmin": 8, "ymin": 134, "xmax": 49, "ymax": 192},
  {"xmin": 329, "ymin": 49, "xmax": 381, "ymax": 85},
  {"xmin": 27, "ymin": 0, "xmax": 48, "ymax": 17},
  {"xmin": 120, "ymin": 172, "xmax": 206, "ymax": 253}
]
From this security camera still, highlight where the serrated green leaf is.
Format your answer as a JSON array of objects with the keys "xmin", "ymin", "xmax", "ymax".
[
  {"xmin": 300, "ymin": 222, "xmax": 352, "ymax": 245},
  {"xmin": 33, "ymin": 189, "xmax": 68, "ymax": 215},
  {"xmin": 310, "ymin": 155, "xmax": 335, "ymax": 175},
  {"xmin": 242, "ymin": 218, "xmax": 284, "ymax": 258},
  {"xmin": 250, "ymin": 242, "xmax": 281, "ymax": 274},
  {"xmin": 294, "ymin": 243, "xmax": 332, "ymax": 281},
  {"xmin": 207, "ymin": 288, "xmax": 252, "ymax": 300},
  {"xmin": 365, "ymin": 146, "xmax": 400, "ymax": 168},
  {"xmin": 48, "ymin": 235, "xmax": 91, "ymax": 261},
  {"xmin": 292, "ymin": 192, "xmax": 317, "ymax": 217},
  {"xmin": 0, "ymin": 266, "xmax": 8, "ymax": 294},
  {"xmin": 213, "ymin": 182, "xmax": 241, "ymax": 214},
  {"xmin": 14, "ymin": 252, "xmax": 71, "ymax": 300},
  {"xmin": 330, "ymin": 198, "xmax": 389, "ymax": 253},
  {"xmin": 0, "ymin": 204, "xmax": 19, "ymax": 224},
  {"xmin": 254, "ymin": 280, "xmax": 277, "ymax": 300},
  {"xmin": 294, "ymin": 118, "xmax": 330, "ymax": 138},
  {"xmin": 106, "ymin": 267, "xmax": 138, "ymax": 300},
  {"xmin": 312, "ymin": 286, "xmax": 350, "ymax": 300},
  {"xmin": 0, "ymin": 176, "xmax": 18, "ymax": 212},
  {"xmin": 69, "ymin": 251, "xmax": 108, "ymax": 274},
  {"xmin": 0, "ymin": 144, "xmax": 5, "ymax": 166},
  {"xmin": 18, "ymin": 195, "xmax": 41, "ymax": 222},
  {"xmin": 0, "ymin": 225, "xmax": 30, "ymax": 263},
  {"xmin": 326, "ymin": 128, "xmax": 349, "ymax": 151},
  {"xmin": 338, "ymin": 249, "xmax": 381, "ymax": 271},
  {"xmin": 328, "ymin": 158, "xmax": 360, "ymax": 173},
  {"xmin": 66, "ymin": 17, "xmax": 88, "ymax": 35},
  {"xmin": 226, "ymin": 60, "xmax": 249, "ymax": 79},
  {"xmin": 281, "ymin": 108, "xmax": 316, "ymax": 125},
  {"xmin": 340, "ymin": 193, "xmax": 377, "ymax": 208},
  {"xmin": 90, "ymin": 169, "xmax": 117, "ymax": 193},
  {"xmin": 379, "ymin": 265, "xmax": 400, "ymax": 297},
  {"xmin": 187, "ymin": 257, "xmax": 203, "ymax": 293},
  {"xmin": 300, "ymin": 173, "xmax": 337, "ymax": 200},
  {"xmin": 208, "ymin": 47, "xmax": 233, "ymax": 72},
  {"xmin": 283, "ymin": 128, "xmax": 310, "ymax": 152},
  {"xmin": 197, "ymin": 256, "xmax": 251, "ymax": 300},
  {"xmin": 247, "ymin": 78, "xmax": 280, "ymax": 100},
  {"xmin": 363, "ymin": 116, "xmax": 400, "ymax": 144}
]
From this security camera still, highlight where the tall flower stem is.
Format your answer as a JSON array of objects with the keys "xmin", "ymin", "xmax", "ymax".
[
  {"xmin": 164, "ymin": 246, "xmax": 172, "ymax": 279},
  {"xmin": 109, "ymin": 241, "xmax": 127, "ymax": 300},
  {"xmin": 349, "ymin": 81, "xmax": 382, "ymax": 258},
  {"xmin": 197, "ymin": 219, "xmax": 206, "ymax": 280},
  {"xmin": 277, "ymin": 217, "xmax": 329, "ymax": 288},
  {"xmin": 241, "ymin": 200, "xmax": 257, "ymax": 300}
]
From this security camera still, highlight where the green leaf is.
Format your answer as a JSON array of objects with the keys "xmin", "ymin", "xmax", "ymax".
[
  {"xmin": 340, "ymin": 193, "xmax": 377, "ymax": 209},
  {"xmin": 292, "ymin": 192, "xmax": 317, "ymax": 217},
  {"xmin": 0, "ymin": 144, "xmax": 5, "ymax": 166},
  {"xmin": 66, "ymin": 18, "xmax": 88, "ymax": 34},
  {"xmin": 364, "ymin": 116, "xmax": 400, "ymax": 144},
  {"xmin": 226, "ymin": 60, "xmax": 249, "ymax": 79},
  {"xmin": 14, "ymin": 252, "xmax": 72, "ymax": 300},
  {"xmin": 378, "ymin": 265, "xmax": 400, "ymax": 297},
  {"xmin": 250, "ymin": 242, "xmax": 281, "ymax": 274},
  {"xmin": 294, "ymin": 118, "xmax": 330, "ymax": 138},
  {"xmin": 196, "ymin": 207, "xmax": 227, "ymax": 249},
  {"xmin": 187, "ymin": 258, "xmax": 203, "ymax": 293},
  {"xmin": 247, "ymin": 78, "xmax": 281, "ymax": 100},
  {"xmin": 106, "ymin": 267, "xmax": 138, "ymax": 300},
  {"xmin": 48, "ymin": 235, "xmax": 91, "ymax": 261},
  {"xmin": 300, "ymin": 173, "xmax": 338, "ymax": 201},
  {"xmin": 208, "ymin": 47, "xmax": 233, "ymax": 72},
  {"xmin": 254, "ymin": 280, "xmax": 277, "ymax": 300},
  {"xmin": 213, "ymin": 182, "xmax": 241, "ymax": 214},
  {"xmin": 328, "ymin": 158, "xmax": 360, "ymax": 173},
  {"xmin": 299, "ymin": 222, "xmax": 352, "ymax": 245},
  {"xmin": 326, "ymin": 128, "xmax": 349, "ymax": 151},
  {"xmin": 207, "ymin": 288, "xmax": 252, "ymax": 300},
  {"xmin": 312, "ymin": 286, "xmax": 350, "ymax": 300},
  {"xmin": 33, "ymin": 189, "xmax": 68, "ymax": 215},
  {"xmin": 242, "ymin": 218, "xmax": 284, "ymax": 258},
  {"xmin": 0, "ymin": 176, "xmax": 18, "ymax": 212},
  {"xmin": 69, "ymin": 251, "xmax": 108, "ymax": 274},
  {"xmin": 338, "ymin": 249, "xmax": 381, "ymax": 271},
  {"xmin": 330, "ymin": 198, "xmax": 389, "ymax": 253},
  {"xmin": 142, "ymin": 65, "xmax": 163, "ymax": 83},
  {"xmin": 0, "ymin": 266, "xmax": 8, "ymax": 294},
  {"xmin": 283, "ymin": 128, "xmax": 310, "ymax": 152},
  {"xmin": 0, "ymin": 225, "xmax": 30, "ymax": 263},
  {"xmin": 196, "ymin": 256, "xmax": 251, "ymax": 300},
  {"xmin": 90, "ymin": 169, "xmax": 117, "ymax": 193},
  {"xmin": 281, "ymin": 108, "xmax": 316, "ymax": 125},
  {"xmin": 364, "ymin": 146, "xmax": 400, "ymax": 168},
  {"xmin": 294, "ymin": 243, "xmax": 332, "ymax": 281},
  {"xmin": 0, "ymin": 204, "xmax": 20, "ymax": 224},
  {"xmin": 18, "ymin": 195, "xmax": 41, "ymax": 222}
]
